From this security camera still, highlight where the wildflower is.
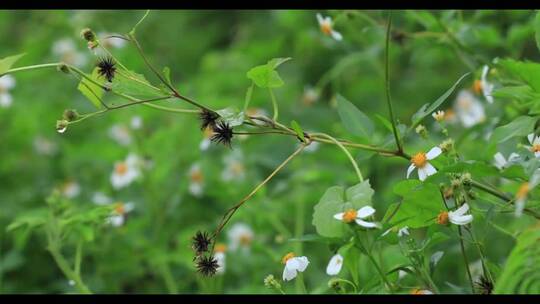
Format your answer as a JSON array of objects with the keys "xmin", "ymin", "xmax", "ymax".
[
  {"xmin": 448, "ymin": 203, "xmax": 473, "ymax": 225},
  {"xmin": 107, "ymin": 201, "xmax": 134, "ymax": 227},
  {"xmin": 221, "ymin": 151, "xmax": 246, "ymax": 182},
  {"xmin": 475, "ymin": 274, "xmax": 494, "ymax": 295},
  {"xmin": 60, "ymin": 180, "xmax": 81, "ymax": 199},
  {"xmin": 454, "ymin": 90, "xmax": 485, "ymax": 128},
  {"xmin": 326, "ymin": 253, "xmax": 344, "ymax": 276},
  {"xmin": 33, "ymin": 136, "xmax": 57, "ymax": 156},
  {"xmin": 432, "ymin": 110, "xmax": 445, "ymax": 122},
  {"xmin": 210, "ymin": 121, "xmax": 233, "ymax": 148},
  {"xmin": 437, "ymin": 211, "xmax": 449, "ymax": 225},
  {"xmin": 188, "ymin": 164, "xmax": 204, "ymax": 197},
  {"xmin": 192, "ymin": 231, "xmax": 212, "ymax": 255},
  {"xmin": 110, "ymin": 154, "xmax": 140, "ymax": 189},
  {"xmin": 130, "ymin": 116, "xmax": 143, "ymax": 130},
  {"xmin": 526, "ymin": 133, "xmax": 540, "ymax": 158},
  {"xmin": 195, "ymin": 255, "xmax": 219, "ymax": 277},
  {"xmin": 214, "ymin": 243, "xmax": 227, "ymax": 274},
  {"xmin": 316, "ymin": 13, "xmax": 342, "ymax": 41},
  {"xmin": 411, "ymin": 288, "xmax": 434, "ymax": 295},
  {"xmin": 493, "ymin": 152, "xmax": 519, "ymax": 170},
  {"xmin": 333, "ymin": 205, "xmax": 380, "ymax": 228},
  {"xmin": 52, "ymin": 38, "xmax": 87, "ymax": 67},
  {"xmin": 0, "ymin": 75, "xmax": 16, "ymax": 108},
  {"xmin": 56, "ymin": 120, "xmax": 69, "ymax": 134},
  {"xmin": 96, "ymin": 56, "xmax": 116, "ymax": 82},
  {"xmin": 398, "ymin": 226, "xmax": 409, "ymax": 237},
  {"xmin": 407, "ymin": 147, "xmax": 442, "ymax": 181},
  {"xmin": 199, "ymin": 109, "xmax": 220, "ymax": 131},
  {"xmin": 108, "ymin": 124, "xmax": 132, "ymax": 146},
  {"xmin": 227, "ymin": 222, "xmax": 254, "ymax": 252},
  {"xmin": 281, "ymin": 252, "xmax": 309, "ymax": 281}
]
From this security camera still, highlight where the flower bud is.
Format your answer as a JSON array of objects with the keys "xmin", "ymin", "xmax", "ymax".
[
  {"xmin": 328, "ymin": 278, "xmax": 346, "ymax": 293},
  {"xmin": 439, "ymin": 138, "xmax": 454, "ymax": 153},
  {"xmin": 263, "ymin": 274, "xmax": 282, "ymax": 290},
  {"xmin": 415, "ymin": 124, "xmax": 428, "ymax": 139},
  {"xmin": 80, "ymin": 28, "xmax": 96, "ymax": 42},
  {"xmin": 57, "ymin": 63, "xmax": 70, "ymax": 74},
  {"xmin": 63, "ymin": 109, "xmax": 79, "ymax": 122},
  {"xmin": 56, "ymin": 120, "xmax": 68, "ymax": 134}
]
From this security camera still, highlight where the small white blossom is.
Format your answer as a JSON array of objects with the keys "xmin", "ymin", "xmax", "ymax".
[
  {"xmin": 493, "ymin": 152, "xmax": 519, "ymax": 170},
  {"xmin": 221, "ymin": 150, "xmax": 245, "ymax": 182},
  {"xmin": 282, "ymin": 253, "xmax": 309, "ymax": 281},
  {"xmin": 454, "ymin": 90, "xmax": 485, "ymax": 128},
  {"xmin": 0, "ymin": 75, "xmax": 15, "ymax": 108},
  {"xmin": 110, "ymin": 154, "xmax": 140, "ymax": 189},
  {"xmin": 60, "ymin": 180, "xmax": 81, "ymax": 199},
  {"xmin": 448, "ymin": 203, "xmax": 473, "ymax": 225},
  {"xmin": 188, "ymin": 163, "xmax": 204, "ymax": 197},
  {"xmin": 481, "ymin": 65, "xmax": 495, "ymax": 104},
  {"xmin": 316, "ymin": 13, "xmax": 342, "ymax": 41},
  {"xmin": 333, "ymin": 205, "xmax": 380, "ymax": 229},
  {"xmin": 326, "ymin": 254, "xmax": 344, "ymax": 276},
  {"xmin": 227, "ymin": 222, "xmax": 254, "ymax": 252},
  {"xmin": 397, "ymin": 226, "xmax": 409, "ymax": 237},
  {"xmin": 407, "ymin": 147, "xmax": 442, "ymax": 181},
  {"xmin": 432, "ymin": 110, "xmax": 445, "ymax": 122},
  {"xmin": 107, "ymin": 202, "xmax": 135, "ymax": 227},
  {"xmin": 526, "ymin": 133, "xmax": 540, "ymax": 158},
  {"xmin": 108, "ymin": 124, "xmax": 132, "ymax": 146}
]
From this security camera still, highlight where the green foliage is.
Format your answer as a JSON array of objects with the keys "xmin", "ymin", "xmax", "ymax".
[
  {"xmin": 489, "ymin": 116, "xmax": 537, "ymax": 144},
  {"xmin": 0, "ymin": 53, "xmax": 25, "ymax": 75},
  {"xmin": 336, "ymin": 94, "xmax": 374, "ymax": 139},
  {"xmin": 388, "ymin": 180, "xmax": 442, "ymax": 229},
  {"xmin": 246, "ymin": 57, "xmax": 291, "ymax": 88},
  {"xmin": 77, "ymin": 67, "xmax": 105, "ymax": 109}
]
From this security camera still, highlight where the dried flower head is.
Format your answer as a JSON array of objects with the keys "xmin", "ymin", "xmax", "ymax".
[
  {"xmin": 195, "ymin": 255, "xmax": 219, "ymax": 277},
  {"xmin": 191, "ymin": 231, "xmax": 212, "ymax": 255},
  {"xmin": 475, "ymin": 275, "xmax": 493, "ymax": 295},
  {"xmin": 210, "ymin": 121, "xmax": 233, "ymax": 148},
  {"xmin": 96, "ymin": 56, "xmax": 116, "ymax": 82},
  {"xmin": 199, "ymin": 109, "xmax": 220, "ymax": 131}
]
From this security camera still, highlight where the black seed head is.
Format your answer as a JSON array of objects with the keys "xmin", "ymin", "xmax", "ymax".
[
  {"xmin": 210, "ymin": 121, "xmax": 233, "ymax": 148},
  {"xmin": 195, "ymin": 255, "xmax": 219, "ymax": 277},
  {"xmin": 199, "ymin": 109, "xmax": 220, "ymax": 131},
  {"xmin": 191, "ymin": 231, "xmax": 212, "ymax": 255},
  {"xmin": 96, "ymin": 57, "xmax": 116, "ymax": 82},
  {"xmin": 475, "ymin": 275, "xmax": 493, "ymax": 295}
]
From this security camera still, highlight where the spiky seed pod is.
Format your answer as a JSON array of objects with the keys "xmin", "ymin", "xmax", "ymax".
[
  {"xmin": 191, "ymin": 231, "xmax": 212, "ymax": 255},
  {"xmin": 210, "ymin": 121, "xmax": 233, "ymax": 148},
  {"xmin": 475, "ymin": 275, "xmax": 494, "ymax": 295},
  {"xmin": 195, "ymin": 255, "xmax": 219, "ymax": 277},
  {"xmin": 96, "ymin": 57, "xmax": 116, "ymax": 82},
  {"xmin": 199, "ymin": 109, "xmax": 220, "ymax": 130}
]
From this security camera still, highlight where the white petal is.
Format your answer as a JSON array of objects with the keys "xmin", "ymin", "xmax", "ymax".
[
  {"xmin": 423, "ymin": 163, "xmax": 437, "ymax": 177},
  {"xmin": 331, "ymin": 30, "xmax": 343, "ymax": 41},
  {"xmin": 453, "ymin": 203, "xmax": 470, "ymax": 216},
  {"xmin": 316, "ymin": 13, "xmax": 324, "ymax": 24},
  {"xmin": 326, "ymin": 254, "xmax": 343, "ymax": 276},
  {"xmin": 0, "ymin": 75, "xmax": 15, "ymax": 89},
  {"xmin": 356, "ymin": 205, "xmax": 375, "ymax": 218},
  {"xmin": 333, "ymin": 212, "xmax": 344, "ymax": 221},
  {"xmin": 528, "ymin": 133, "xmax": 535, "ymax": 145},
  {"xmin": 418, "ymin": 167, "xmax": 427, "ymax": 181},
  {"xmin": 534, "ymin": 136, "xmax": 540, "ymax": 145},
  {"xmin": 449, "ymin": 214, "xmax": 473, "ymax": 225},
  {"xmin": 535, "ymin": 151, "xmax": 540, "ymax": 158},
  {"xmin": 426, "ymin": 147, "xmax": 442, "ymax": 160},
  {"xmin": 406, "ymin": 164, "xmax": 416, "ymax": 179},
  {"xmin": 0, "ymin": 93, "xmax": 13, "ymax": 108},
  {"xmin": 481, "ymin": 65, "xmax": 489, "ymax": 81},
  {"xmin": 514, "ymin": 198, "xmax": 525, "ymax": 218},
  {"xmin": 493, "ymin": 152, "xmax": 506, "ymax": 169},
  {"xmin": 398, "ymin": 226, "xmax": 409, "ymax": 237},
  {"xmin": 294, "ymin": 256, "xmax": 309, "ymax": 272},
  {"xmin": 283, "ymin": 265, "xmax": 297, "ymax": 281},
  {"xmin": 286, "ymin": 257, "xmax": 300, "ymax": 271},
  {"xmin": 355, "ymin": 219, "xmax": 379, "ymax": 229},
  {"xmin": 508, "ymin": 153, "xmax": 519, "ymax": 162}
]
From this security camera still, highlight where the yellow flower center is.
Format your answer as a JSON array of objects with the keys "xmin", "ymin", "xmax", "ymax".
[
  {"xmin": 516, "ymin": 182, "xmax": 530, "ymax": 200},
  {"xmin": 437, "ymin": 211, "xmax": 449, "ymax": 225},
  {"xmin": 473, "ymin": 80, "xmax": 483, "ymax": 95},
  {"xmin": 282, "ymin": 252, "xmax": 295, "ymax": 264},
  {"xmin": 114, "ymin": 202, "xmax": 125, "ymax": 215},
  {"xmin": 115, "ymin": 162, "xmax": 128, "ymax": 175},
  {"xmin": 190, "ymin": 169, "xmax": 203, "ymax": 183},
  {"xmin": 531, "ymin": 144, "xmax": 540, "ymax": 153},
  {"xmin": 320, "ymin": 22, "xmax": 333, "ymax": 35},
  {"xmin": 342, "ymin": 209, "xmax": 358, "ymax": 223},
  {"xmin": 411, "ymin": 288, "xmax": 426, "ymax": 295},
  {"xmin": 411, "ymin": 152, "xmax": 427, "ymax": 168},
  {"xmin": 203, "ymin": 126, "xmax": 215, "ymax": 139},
  {"xmin": 214, "ymin": 243, "xmax": 227, "ymax": 253},
  {"xmin": 239, "ymin": 233, "xmax": 252, "ymax": 246}
]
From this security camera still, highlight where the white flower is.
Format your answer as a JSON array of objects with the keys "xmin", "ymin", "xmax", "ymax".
[
  {"xmin": 526, "ymin": 133, "xmax": 540, "ymax": 158},
  {"xmin": 0, "ymin": 75, "xmax": 15, "ymax": 108},
  {"xmin": 130, "ymin": 116, "xmax": 143, "ymax": 130},
  {"xmin": 407, "ymin": 147, "xmax": 442, "ymax": 181},
  {"xmin": 227, "ymin": 222, "xmax": 254, "ymax": 252},
  {"xmin": 199, "ymin": 127, "xmax": 214, "ymax": 151},
  {"xmin": 214, "ymin": 244, "xmax": 227, "ymax": 275},
  {"xmin": 188, "ymin": 163, "xmax": 204, "ymax": 197},
  {"xmin": 411, "ymin": 289, "xmax": 434, "ymax": 295},
  {"xmin": 493, "ymin": 152, "xmax": 519, "ymax": 170},
  {"xmin": 448, "ymin": 203, "xmax": 473, "ymax": 225},
  {"xmin": 432, "ymin": 110, "xmax": 445, "ymax": 122},
  {"xmin": 316, "ymin": 13, "xmax": 342, "ymax": 41},
  {"xmin": 326, "ymin": 254, "xmax": 344, "ymax": 276},
  {"xmin": 333, "ymin": 205, "xmax": 380, "ymax": 229},
  {"xmin": 52, "ymin": 38, "xmax": 87, "ymax": 67},
  {"xmin": 108, "ymin": 124, "xmax": 132, "ymax": 146},
  {"xmin": 33, "ymin": 136, "xmax": 57, "ymax": 156},
  {"xmin": 92, "ymin": 191, "xmax": 113, "ymax": 205},
  {"xmin": 60, "ymin": 180, "xmax": 81, "ymax": 199},
  {"xmin": 397, "ymin": 226, "xmax": 409, "ymax": 237},
  {"xmin": 107, "ymin": 202, "xmax": 135, "ymax": 227},
  {"xmin": 110, "ymin": 154, "xmax": 140, "ymax": 189},
  {"xmin": 480, "ymin": 65, "xmax": 495, "ymax": 104},
  {"xmin": 454, "ymin": 90, "xmax": 486, "ymax": 128},
  {"xmin": 281, "ymin": 253, "xmax": 309, "ymax": 281},
  {"xmin": 221, "ymin": 150, "xmax": 245, "ymax": 182}
]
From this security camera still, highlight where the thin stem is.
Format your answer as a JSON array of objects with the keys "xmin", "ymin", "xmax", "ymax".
[
  {"xmin": 48, "ymin": 246, "xmax": 91, "ymax": 294},
  {"xmin": 384, "ymin": 12, "xmax": 402, "ymax": 153},
  {"xmin": 457, "ymin": 226, "xmax": 475, "ymax": 293},
  {"xmin": 0, "ymin": 62, "xmax": 60, "ymax": 76},
  {"xmin": 311, "ymin": 132, "xmax": 363, "ymax": 183},
  {"xmin": 269, "ymin": 88, "xmax": 279, "ymax": 121}
]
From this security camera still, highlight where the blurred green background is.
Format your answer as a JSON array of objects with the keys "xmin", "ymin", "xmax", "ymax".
[{"xmin": 0, "ymin": 10, "xmax": 538, "ymax": 293}]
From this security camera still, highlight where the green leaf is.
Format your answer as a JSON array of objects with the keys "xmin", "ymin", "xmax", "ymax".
[
  {"xmin": 111, "ymin": 70, "xmax": 163, "ymax": 99},
  {"xmin": 411, "ymin": 73, "xmax": 470, "ymax": 126},
  {"xmin": 7, "ymin": 208, "xmax": 48, "ymax": 232},
  {"xmin": 0, "ymin": 53, "xmax": 25, "ymax": 75},
  {"xmin": 497, "ymin": 58, "xmax": 540, "ymax": 92},
  {"xmin": 494, "ymin": 225, "xmax": 540, "ymax": 294},
  {"xmin": 291, "ymin": 120, "xmax": 305, "ymax": 142},
  {"xmin": 162, "ymin": 66, "xmax": 172, "ymax": 86},
  {"xmin": 336, "ymin": 94, "xmax": 374, "ymax": 139},
  {"xmin": 246, "ymin": 57, "xmax": 291, "ymax": 88},
  {"xmin": 489, "ymin": 116, "xmax": 537, "ymax": 144},
  {"xmin": 312, "ymin": 181, "xmax": 375, "ymax": 238},
  {"xmin": 390, "ymin": 180, "xmax": 442, "ymax": 228},
  {"xmin": 535, "ymin": 11, "xmax": 540, "ymax": 52},
  {"xmin": 216, "ymin": 107, "xmax": 244, "ymax": 127},
  {"xmin": 77, "ymin": 67, "xmax": 105, "ymax": 109}
]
